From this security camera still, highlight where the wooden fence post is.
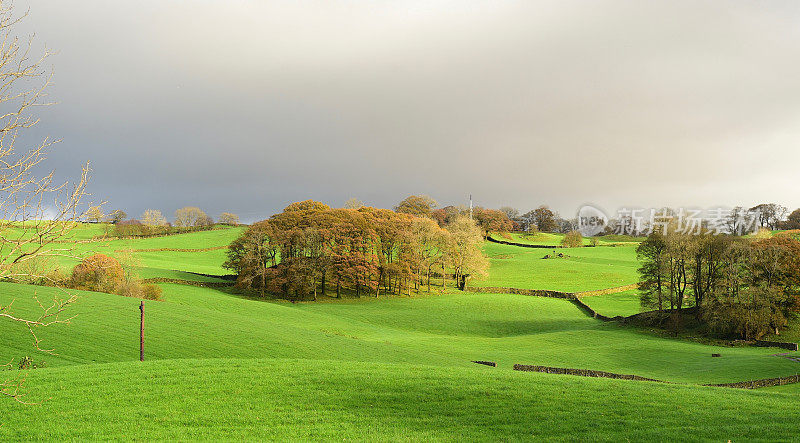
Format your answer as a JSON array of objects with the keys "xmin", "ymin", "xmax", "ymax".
[{"xmin": 139, "ymin": 300, "xmax": 144, "ymax": 362}]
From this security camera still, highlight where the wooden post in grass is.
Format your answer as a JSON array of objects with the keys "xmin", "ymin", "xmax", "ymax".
[{"xmin": 139, "ymin": 301, "xmax": 145, "ymax": 362}]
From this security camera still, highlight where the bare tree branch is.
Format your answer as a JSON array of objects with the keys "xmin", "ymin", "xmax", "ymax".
[{"xmin": 0, "ymin": 0, "xmax": 94, "ymax": 403}]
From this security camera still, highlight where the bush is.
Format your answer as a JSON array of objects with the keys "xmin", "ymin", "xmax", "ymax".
[
  {"xmin": 142, "ymin": 284, "xmax": 163, "ymax": 300},
  {"xmin": 753, "ymin": 227, "xmax": 773, "ymax": 240},
  {"xmin": 561, "ymin": 231, "xmax": 583, "ymax": 248},
  {"xmin": 118, "ymin": 281, "xmax": 163, "ymax": 301},
  {"xmin": 69, "ymin": 254, "xmax": 162, "ymax": 301},
  {"xmin": 71, "ymin": 254, "xmax": 125, "ymax": 293},
  {"xmin": 113, "ymin": 219, "xmax": 145, "ymax": 237}
]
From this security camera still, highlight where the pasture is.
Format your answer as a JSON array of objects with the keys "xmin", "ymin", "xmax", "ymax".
[
  {"xmin": 1, "ymin": 224, "xmax": 799, "ymax": 440},
  {"xmin": 3, "ymin": 282, "xmax": 796, "ymax": 384},
  {"xmin": 1, "ymin": 358, "xmax": 800, "ymax": 441},
  {"xmin": 579, "ymin": 289, "xmax": 642, "ymax": 317},
  {"xmin": 475, "ymin": 241, "xmax": 640, "ymax": 292}
]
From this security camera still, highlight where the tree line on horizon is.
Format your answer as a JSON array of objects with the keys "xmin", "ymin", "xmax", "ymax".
[
  {"xmin": 498, "ymin": 202, "xmax": 800, "ymax": 236},
  {"xmin": 82, "ymin": 207, "xmax": 241, "ymax": 237}
]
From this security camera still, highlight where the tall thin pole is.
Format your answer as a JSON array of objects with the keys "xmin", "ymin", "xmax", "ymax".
[
  {"xmin": 139, "ymin": 300, "xmax": 144, "ymax": 362},
  {"xmin": 469, "ymin": 194, "xmax": 473, "ymax": 219}
]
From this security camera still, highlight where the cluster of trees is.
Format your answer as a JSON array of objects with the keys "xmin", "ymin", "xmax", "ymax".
[
  {"xmin": 430, "ymin": 205, "xmax": 514, "ymax": 237},
  {"xmin": 225, "ymin": 200, "xmax": 488, "ymax": 301},
  {"xmin": 369, "ymin": 194, "xmax": 514, "ymax": 237},
  {"xmin": 779, "ymin": 208, "xmax": 800, "ymax": 230},
  {"xmin": 497, "ymin": 205, "xmax": 577, "ymax": 234},
  {"xmin": 107, "ymin": 207, "xmax": 239, "ymax": 237},
  {"xmin": 69, "ymin": 254, "xmax": 162, "ymax": 300},
  {"xmin": 637, "ymin": 230, "xmax": 800, "ymax": 339}
]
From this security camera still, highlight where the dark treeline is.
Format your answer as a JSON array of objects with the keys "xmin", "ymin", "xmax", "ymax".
[
  {"xmin": 225, "ymin": 199, "xmax": 489, "ymax": 301},
  {"xmin": 637, "ymin": 229, "xmax": 800, "ymax": 339}
]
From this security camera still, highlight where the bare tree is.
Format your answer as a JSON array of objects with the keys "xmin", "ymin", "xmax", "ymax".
[
  {"xmin": 105, "ymin": 209, "xmax": 127, "ymax": 224},
  {"xmin": 343, "ymin": 198, "xmax": 364, "ymax": 209},
  {"xmin": 219, "ymin": 212, "xmax": 239, "ymax": 225},
  {"xmin": 141, "ymin": 209, "xmax": 166, "ymax": 227},
  {"xmin": 0, "ymin": 2, "xmax": 93, "ymax": 403},
  {"xmin": 174, "ymin": 206, "xmax": 210, "ymax": 229},
  {"xmin": 85, "ymin": 205, "xmax": 103, "ymax": 223},
  {"xmin": 499, "ymin": 206, "xmax": 519, "ymax": 220},
  {"xmin": 749, "ymin": 203, "xmax": 788, "ymax": 230}
]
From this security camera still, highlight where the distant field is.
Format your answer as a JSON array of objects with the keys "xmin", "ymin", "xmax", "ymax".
[
  {"xmin": 0, "ymin": 221, "xmax": 110, "ymax": 242},
  {"xmin": 496, "ymin": 232, "xmax": 641, "ymax": 246},
  {"xmin": 35, "ymin": 225, "xmax": 246, "ymax": 280},
  {"xmin": 474, "ymin": 241, "xmax": 640, "ymax": 292}
]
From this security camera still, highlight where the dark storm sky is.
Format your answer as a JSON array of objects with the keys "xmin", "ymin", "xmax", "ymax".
[{"xmin": 16, "ymin": 0, "xmax": 800, "ymax": 222}]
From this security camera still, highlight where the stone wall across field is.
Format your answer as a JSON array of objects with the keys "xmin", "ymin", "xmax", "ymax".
[
  {"xmin": 472, "ymin": 361, "xmax": 497, "ymax": 367},
  {"xmin": 464, "ymin": 286, "xmax": 575, "ymax": 299},
  {"xmin": 753, "ymin": 340, "xmax": 799, "ymax": 351},
  {"xmin": 570, "ymin": 297, "xmax": 614, "ymax": 321},
  {"xmin": 466, "ymin": 285, "xmax": 800, "ymax": 352},
  {"xmin": 485, "ymin": 235, "xmax": 561, "ymax": 249},
  {"xmin": 115, "ymin": 246, "xmax": 228, "ymax": 253},
  {"xmin": 513, "ymin": 364, "xmax": 664, "ymax": 383},
  {"xmin": 512, "ymin": 363, "xmax": 800, "ymax": 390},
  {"xmin": 142, "ymin": 277, "xmax": 233, "ymax": 288},
  {"xmin": 704, "ymin": 375, "xmax": 800, "ymax": 389}
]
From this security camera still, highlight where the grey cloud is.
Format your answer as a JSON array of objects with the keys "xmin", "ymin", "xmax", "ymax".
[{"xmin": 15, "ymin": 0, "xmax": 800, "ymax": 222}]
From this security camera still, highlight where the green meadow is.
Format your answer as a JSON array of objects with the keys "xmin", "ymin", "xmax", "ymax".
[
  {"xmin": 37, "ymin": 225, "xmax": 246, "ymax": 278},
  {"xmin": 1, "ymin": 359, "xmax": 800, "ymax": 441},
  {"xmin": 498, "ymin": 231, "xmax": 640, "ymax": 246},
  {"xmin": 1, "ymin": 224, "xmax": 799, "ymax": 440},
  {"xmin": 475, "ymin": 241, "xmax": 640, "ymax": 292},
  {"xmin": 580, "ymin": 289, "xmax": 643, "ymax": 317}
]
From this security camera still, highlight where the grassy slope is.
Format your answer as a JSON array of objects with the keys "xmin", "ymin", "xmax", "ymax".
[
  {"xmin": 44, "ymin": 226, "xmax": 245, "ymax": 279},
  {"xmin": 2, "ymin": 358, "xmax": 800, "ymax": 441},
  {"xmin": 1, "ymin": 282, "xmax": 797, "ymax": 385},
  {"xmin": 474, "ymin": 241, "xmax": 639, "ymax": 292},
  {"xmin": 579, "ymin": 290, "xmax": 643, "ymax": 317},
  {"xmin": 1, "ymin": 221, "xmax": 110, "ymax": 241},
  {"xmin": 3, "ymin": 223, "xmax": 800, "ymax": 439}
]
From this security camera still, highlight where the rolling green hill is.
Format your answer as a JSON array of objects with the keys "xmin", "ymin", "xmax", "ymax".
[
  {"xmin": 1, "ymin": 224, "xmax": 799, "ymax": 440},
  {"xmin": 38, "ymin": 225, "xmax": 245, "ymax": 280},
  {"xmin": 1, "ymin": 282, "xmax": 795, "ymax": 384}
]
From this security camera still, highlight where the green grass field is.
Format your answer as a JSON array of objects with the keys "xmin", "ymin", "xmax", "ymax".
[
  {"xmin": 580, "ymin": 289, "xmax": 643, "ymax": 317},
  {"xmin": 1, "ymin": 358, "xmax": 799, "ymax": 441},
  {"xmin": 36, "ymin": 225, "xmax": 245, "ymax": 279},
  {"xmin": 474, "ymin": 241, "xmax": 640, "ymax": 292},
  {"xmin": 3, "ymin": 282, "xmax": 795, "ymax": 384},
  {"xmin": 496, "ymin": 231, "xmax": 641, "ymax": 247},
  {"xmin": 1, "ymin": 223, "xmax": 799, "ymax": 440}
]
